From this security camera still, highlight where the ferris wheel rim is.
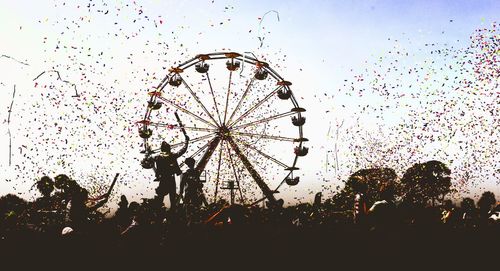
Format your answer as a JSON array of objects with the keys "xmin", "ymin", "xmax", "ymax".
[{"xmin": 139, "ymin": 51, "xmax": 307, "ymax": 205}]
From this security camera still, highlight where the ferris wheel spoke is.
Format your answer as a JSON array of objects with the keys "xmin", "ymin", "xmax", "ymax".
[
  {"xmin": 274, "ymin": 171, "xmax": 293, "ymax": 192},
  {"xmin": 148, "ymin": 133, "xmax": 216, "ymax": 154},
  {"xmin": 156, "ymin": 96, "xmax": 217, "ymax": 128},
  {"xmin": 228, "ymin": 86, "xmax": 282, "ymax": 128},
  {"xmin": 225, "ymin": 142, "xmax": 245, "ymax": 204},
  {"xmin": 148, "ymin": 121, "xmax": 217, "ymax": 133},
  {"xmin": 226, "ymin": 136, "xmax": 277, "ymax": 204},
  {"xmin": 222, "ymin": 71, "xmax": 233, "ymax": 125},
  {"xmin": 213, "ymin": 141, "xmax": 224, "ymax": 203},
  {"xmin": 170, "ymin": 133, "xmax": 217, "ymax": 148},
  {"xmin": 179, "ymin": 140, "xmax": 211, "ymax": 168},
  {"xmin": 231, "ymin": 111, "xmax": 296, "ymax": 131},
  {"xmin": 226, "ymin": 78, "xmax": 255, "ymax": 126},
  {"xmin": 180, "ymin": 75, "xmax": 220, "ymax": 127},
  {"xmin": 206, "ymin": 72, "xmax": 223, "ymax": 125},
  {"xmin": 236, "ymin": 140, "xmax": 289, "ymax": 168},
  {"xmin": 231, "ymin": 131, "xmax": 297, "ymax": 142}
]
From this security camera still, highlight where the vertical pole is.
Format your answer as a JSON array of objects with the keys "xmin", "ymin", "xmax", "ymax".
[{"xmin": 229, "ymin": 181, "xmax": 235, "ymax": 205}]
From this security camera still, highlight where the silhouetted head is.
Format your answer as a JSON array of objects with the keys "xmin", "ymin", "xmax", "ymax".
[
  {"xmin": 37, "ymin": 176, "xmax": 54, "ymax": 197},
  {"xmin": 351, "ymin": 176, "xmax": 368, "ymax": 194},
  {"xmin": 118, "ymin": 195, "xmax": 129, "ymax": 208},
  {"xmin": 160, "ymin": 141, "xmax": 171, "ymax": 153},
  {"xmin": 55, "ymin": 175, "xmax": 82, "ymax": 198},
  {"xmin": 185, "ymin": 157, "xmax": 196, "ymax": 169},
  {"xmin": 54, "ymin": 174, "xmax": 71, "ymax": 190},
  {"xmin": 267, "ymin": 199, "xmax": 284, "ymax": 209},
  {"xmin": 379, "ymin": 183, "xmax": 395, "ymax": 201},
  {"xmin": 73, "ymin": 188, "xmax": 89, "ymax": 203},
  {"xmin": 129, "ymin": 201, "xmax": 140, "ymax": 214},
  {"xmin": 443, "ymin": 199, "xmax": 454, "ymax": 209},
  {"xmin": 314, "ymin": 192, "xmax": 322, "ymax": 206}
]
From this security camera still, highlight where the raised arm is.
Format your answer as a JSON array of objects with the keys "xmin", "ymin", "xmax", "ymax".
[
  {"xmin": 88, "ymin": 197, "xmax": 108, "ymax": 211},
  {"xmin": 174, "ymin": 135, "xmax": 190, "ymax": 158}
]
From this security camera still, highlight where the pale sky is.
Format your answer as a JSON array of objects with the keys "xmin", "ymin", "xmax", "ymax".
[{"xmin": 0, "ymin": 0, "xmax": 498, "ymax": 208}]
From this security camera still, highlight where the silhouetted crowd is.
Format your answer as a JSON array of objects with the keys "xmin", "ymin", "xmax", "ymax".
[{"xmin": 1, "ymin": 173, "xmax": 499, "ymax": 257}]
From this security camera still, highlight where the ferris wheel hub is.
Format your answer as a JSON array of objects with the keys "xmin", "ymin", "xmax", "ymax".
[{"xmin": 218, "ymin": 125, "xmax": 231, "ymax": 140}]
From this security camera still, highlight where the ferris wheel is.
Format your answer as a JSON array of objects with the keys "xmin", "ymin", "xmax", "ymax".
[{"xmin": 138, "ymin": 52, "xmax": 308, "ymax": 206}]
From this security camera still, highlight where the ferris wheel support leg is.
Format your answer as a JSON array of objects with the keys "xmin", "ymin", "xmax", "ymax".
[
  {"xmin": 226, "ymin": 143, "xmax": 246, "ymax": 205},
  {"xmin": 226, "ymin": 136, "xmax": 277, "ymax": 205},
  {"xmin": 195, "ymin": 136, "xmax": 221, "ymax": 173},
  {"xmin": 213, "ymin": 143, "xmax": 224, "ymax": 204}
]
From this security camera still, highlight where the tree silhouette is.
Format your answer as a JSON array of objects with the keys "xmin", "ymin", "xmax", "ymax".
[
  {"xmin": 477, "ymin": 191, "xmax": 496, "ymax": 219},
  {"xmin": 401, "ymin": 160, "xmax": 451, "ymax": 206},
  {"xmin": 331, "ymin": 167, "xmax": 398, "ymax": 211},
  {"xmin": 0, "ymin": 194, "xmax": 28, "ymax": 230}
]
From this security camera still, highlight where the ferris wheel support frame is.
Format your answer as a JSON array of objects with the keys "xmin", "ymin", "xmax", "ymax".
[{"xmin": 226, "ymin": 136, "xmax": 278, "ymax": 204}]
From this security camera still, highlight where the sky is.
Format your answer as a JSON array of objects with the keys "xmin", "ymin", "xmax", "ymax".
[{"xmin": 0, "ymin": 0, "xmax": 498, "ymax": 208}]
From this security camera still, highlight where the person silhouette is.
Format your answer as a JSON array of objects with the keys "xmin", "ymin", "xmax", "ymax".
[
  {"xmin": 67, "ymin": 186, "xmax": 109, "ymax": 231},
  {"xmin": 147, "ymin": 136, "xmax": 189, "ymax": 211},
  {"xmin": 33, "ymin": 176, "xmax": 55, "ymax": 210},
  {"xmin": 53, "ymin": 174, "xmax": 81, "ymax": 210},
  {"xmin": 115, "ymin": 195, "xmax": 131, "ymax": 228},
  {"xmin": 368, "ymin": 184, "xmax": 397, "ymax": 232},
  {"xmin": 30, "ymin": 176, "xmax": 57, "ymax": 234},
  {"xmin": 180, "ymin": 157, "xmax": 205, "ymax": 214}
]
